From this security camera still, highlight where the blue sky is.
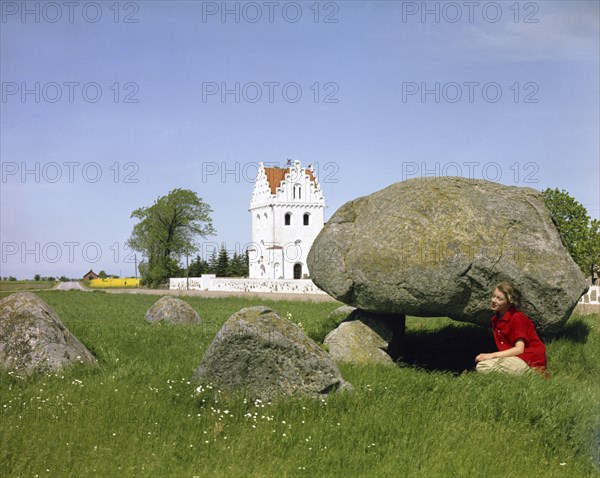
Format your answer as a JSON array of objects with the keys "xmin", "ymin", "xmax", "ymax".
[{"xmin": 1, "ymin": 0, "xmax": 598, "ymax": 279}]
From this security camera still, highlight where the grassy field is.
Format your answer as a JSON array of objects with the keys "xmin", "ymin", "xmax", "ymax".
[
  {"xmin": 0, "ymin": 290, "xmax": 599, "ymax": 477},
  {"xmin": 0, "ymin": 280, "xmax": 57, "ymax": 292}
]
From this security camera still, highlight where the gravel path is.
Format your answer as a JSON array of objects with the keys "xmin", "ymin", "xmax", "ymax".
[{"xmin": 55, "ymin": 281, "xmax": 90, "ymax": 291}]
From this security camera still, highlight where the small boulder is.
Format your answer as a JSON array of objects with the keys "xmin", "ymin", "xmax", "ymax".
[
  {"xmin": 0, "ymin": 292, "xmax": 97, "ymax": 373},
  {"xmin": 308, "ymin": 177, "xmax": 588, "ymax": 334},
  {"xmin": 325, "ymin": 310, "xmax": 394, "ymax": 365},
  {"xmin": 194, "ymin": 306, "xmax": 351, "ymax": 398},
  {"xmin": 326, "ymin": 305, "xmax": 356, "ymax": 325},
  {"xmin": 145, "ymin": 296, "xmax": 201, "ymax": 325}
]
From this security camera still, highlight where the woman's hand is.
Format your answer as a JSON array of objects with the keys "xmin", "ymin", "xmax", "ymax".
[{"xmin": 475, "ymin": 353, "xmax": 495, "ymax": 363}]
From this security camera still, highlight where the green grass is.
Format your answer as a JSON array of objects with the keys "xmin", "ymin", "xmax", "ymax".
[
  {"xmin": 0, "ymin": 280, "xmax": 57, "ymax": 292},
  {"xmin": 1, "ymin": 291, "xmax": 599, "ymax": 477}
]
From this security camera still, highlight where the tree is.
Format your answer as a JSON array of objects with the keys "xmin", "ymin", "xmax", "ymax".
[
  {"xmin": 206, "ymin": 249, "xmax": 218, "ymax": 274},
  {"xmin": 227, "ymin": 251, "xmax": 249, "ymax": 277},
  {"xmin": 34, "ymin": 274, "xmax": 41, "ymax": 281},
  {"xmin": 127, "ymin": 189, "xmax": 215, "ymax": 287},
  {"xmin": 98, "ymin": 270, "xmax": 107, "ymax": 279},
  {"xmin": 543, "ymin": 188, "xmax": 600, "ymax": 277},
  {"xmin": 188, "ymin": 254, "xmax": 209, "ymax": 277},
  {"xmin": 215, "ymin": 244, "xmax": 230, "ymax": 277}
]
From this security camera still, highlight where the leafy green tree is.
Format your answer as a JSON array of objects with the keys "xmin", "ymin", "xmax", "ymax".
[
  {"xmin": 543, "ymin": 188, "xmax": 600, "ymax": 277},
  {"xmin": 215, "ymin": 244, "xmax": 230, "ymax": 277},
  {"xmin": 127, "ymin": 189, "xmax": 215, "ymax": 287},
  {"xmin": 588, "ymin": 219, "xmax": 600, "ymax": 279},
  {"xmin": 34, "ymin": 274, "xmax": 41, "ymax": 281},
  {"xmin": 98, "ymin": 270, "xmax": 107, "ymax": 279}
]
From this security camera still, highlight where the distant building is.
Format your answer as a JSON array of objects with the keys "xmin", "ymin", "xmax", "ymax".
[
  {"xmin": 248, "ymin": 160, "xmax": 325, "ymax": 280},
  {"xmin": 83, "ymin": 270, "xmax": 99, "ymax": 281}
]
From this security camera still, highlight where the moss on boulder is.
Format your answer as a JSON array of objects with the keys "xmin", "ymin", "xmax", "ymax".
[
  {"xmin": 145, "ymin": 296, "xmax": 201, "ymax": 325},
  {"xmin": 308, "ymin": 177, "xmax": 588, "ymax": 334},
  {"xmin": 0, "ymin": 292, "xmax": 97, "ymax": 374},
  {"xmin": 194, "ymin": 306, "xmax": 352, "ymax": 399}
]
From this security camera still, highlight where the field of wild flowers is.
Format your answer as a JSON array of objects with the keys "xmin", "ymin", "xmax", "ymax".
[{"xmin": 0, "ymin": 291, "xmax": 599, "ymax": 477}]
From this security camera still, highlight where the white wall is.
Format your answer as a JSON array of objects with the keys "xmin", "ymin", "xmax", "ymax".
[
  {"xmin": 170, "ymin": 276, "xmax": 327, "ymax": 295},
  {"xmin": 578, "ymin": 285, "xmax": 600, "ymax": 304}
]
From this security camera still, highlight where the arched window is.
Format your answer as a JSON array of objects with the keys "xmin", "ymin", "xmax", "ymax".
[
  {"xmin": 293, "ymin": 263, "xmax": 302, "ymax": 280},
  {"xmin": 285, "ymin": 213, "xmax": 291, "ymax": 226},
  {"xmin": 303, "ymin": 213, "xmax": 309, "ymax": 226},
  {"xmin": 293, "ymin": 184, "xmax": 301, "ymax": 200}
]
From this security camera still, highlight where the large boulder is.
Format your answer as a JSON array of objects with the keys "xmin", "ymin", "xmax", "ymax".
[
  {"xmin": 145, "ymin": 296, "xmax": 201, "ymax": 325},
  {"xmin": 307, "ymin": 177, "xmax": 588, "ymax": 334},
  {"xmin": 325, "ymin": 310, "xmax": 394, "ymax": 365},
  {"xmin": 194, "ymin": 306, "xmax": 351, "ymax": 398},
  {"xmin": 0, "ymin": 292, "xmax": 97, "ymax": 373}
]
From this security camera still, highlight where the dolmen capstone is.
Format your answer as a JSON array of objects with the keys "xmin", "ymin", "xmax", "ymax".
[
  {"xmin": 307, "ymin": 177, "xmax": 588, "ymax": 334},
  {"xmin": 0, "ymin": 292, "xmax": 97, "ymax": 373},
  {"xmin": 194, "ymin": 306, "xmax": 352, "ymax": 398},
  {"xmin": 145, "ymin": 296, "xmax": 201, "ymax": 324}
]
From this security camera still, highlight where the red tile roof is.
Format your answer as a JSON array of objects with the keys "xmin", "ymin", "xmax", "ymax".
[{"xmin": 264, "ymin": 167, "xmax": 316, "ymax": 195}]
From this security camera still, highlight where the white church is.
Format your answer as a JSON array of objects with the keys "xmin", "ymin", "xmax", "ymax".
[
  {"xmin": 170, "ymin": 159, "xmax": 327, "ymax": 294},
  {"xmin": 248, "ymin": 160, "xmax": 325, "ymax": 280}
]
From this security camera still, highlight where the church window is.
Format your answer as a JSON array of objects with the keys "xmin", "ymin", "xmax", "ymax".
[
  {"xmin": 285, "ymin": 213, "xmax": 291, "ymax": 226},
  {"xmin": 303, "ymin": 213, "xmax": 309, "ymax": 226},
  {"xmin": 293, "ymin": 263, "xmax": 302, "ymax": 280},
  {"xmin": 293, "ymin": 184, "xmax": 302, "ymax": 200}
]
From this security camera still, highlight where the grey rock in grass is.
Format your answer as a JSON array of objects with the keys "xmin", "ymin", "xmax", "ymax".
[
  {"xmin": 307, "ymin": 177, "xmax": 588, "ymax": 334},
  {"xmin": 145, "ymin": 296, "xmax": 201, "ymax": 325},
  {"xmin": 326, "ymin": 305, "xmax": 356, "ymax": 325},
  {"xmin": 0, "ymin": 292, "xmax": 97, "ymax": 373},
  {"xmin": 325, "ymin": 310, "xmax": 394, "ymax": 365},
  {"xmin": 194, "ymin": 306, "xmax": 352, "ymax": 398}
]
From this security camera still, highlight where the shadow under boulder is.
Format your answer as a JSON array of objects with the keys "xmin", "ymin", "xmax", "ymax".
[{"xmin": 401, "ymin": 323, "xmax": 497, "ymax": 374}]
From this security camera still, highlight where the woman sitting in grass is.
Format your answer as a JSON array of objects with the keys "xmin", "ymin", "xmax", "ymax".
[{"xmin": 475, "ymin": 282, "xmax": 547, "ymax": 376}]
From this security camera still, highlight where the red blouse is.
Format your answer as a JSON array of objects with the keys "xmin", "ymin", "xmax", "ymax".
[{"xmin": 491, "ymin": 307, "xmax": 547, "ymax": 369}]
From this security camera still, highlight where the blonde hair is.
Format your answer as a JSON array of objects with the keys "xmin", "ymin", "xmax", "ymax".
[{"xmin": 496, "ymin": 282, "xmax": 521, "ymax": 309}]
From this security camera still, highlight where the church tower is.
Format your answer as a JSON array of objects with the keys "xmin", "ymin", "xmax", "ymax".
[{"xmin": 249, "ymin": 160, "xmax": 325, "ymax": 280}]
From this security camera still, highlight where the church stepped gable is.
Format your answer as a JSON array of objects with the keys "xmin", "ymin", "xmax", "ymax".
[{"xmin": 265, "ymin": 166, "xmax": 316, "ymax": 196}]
